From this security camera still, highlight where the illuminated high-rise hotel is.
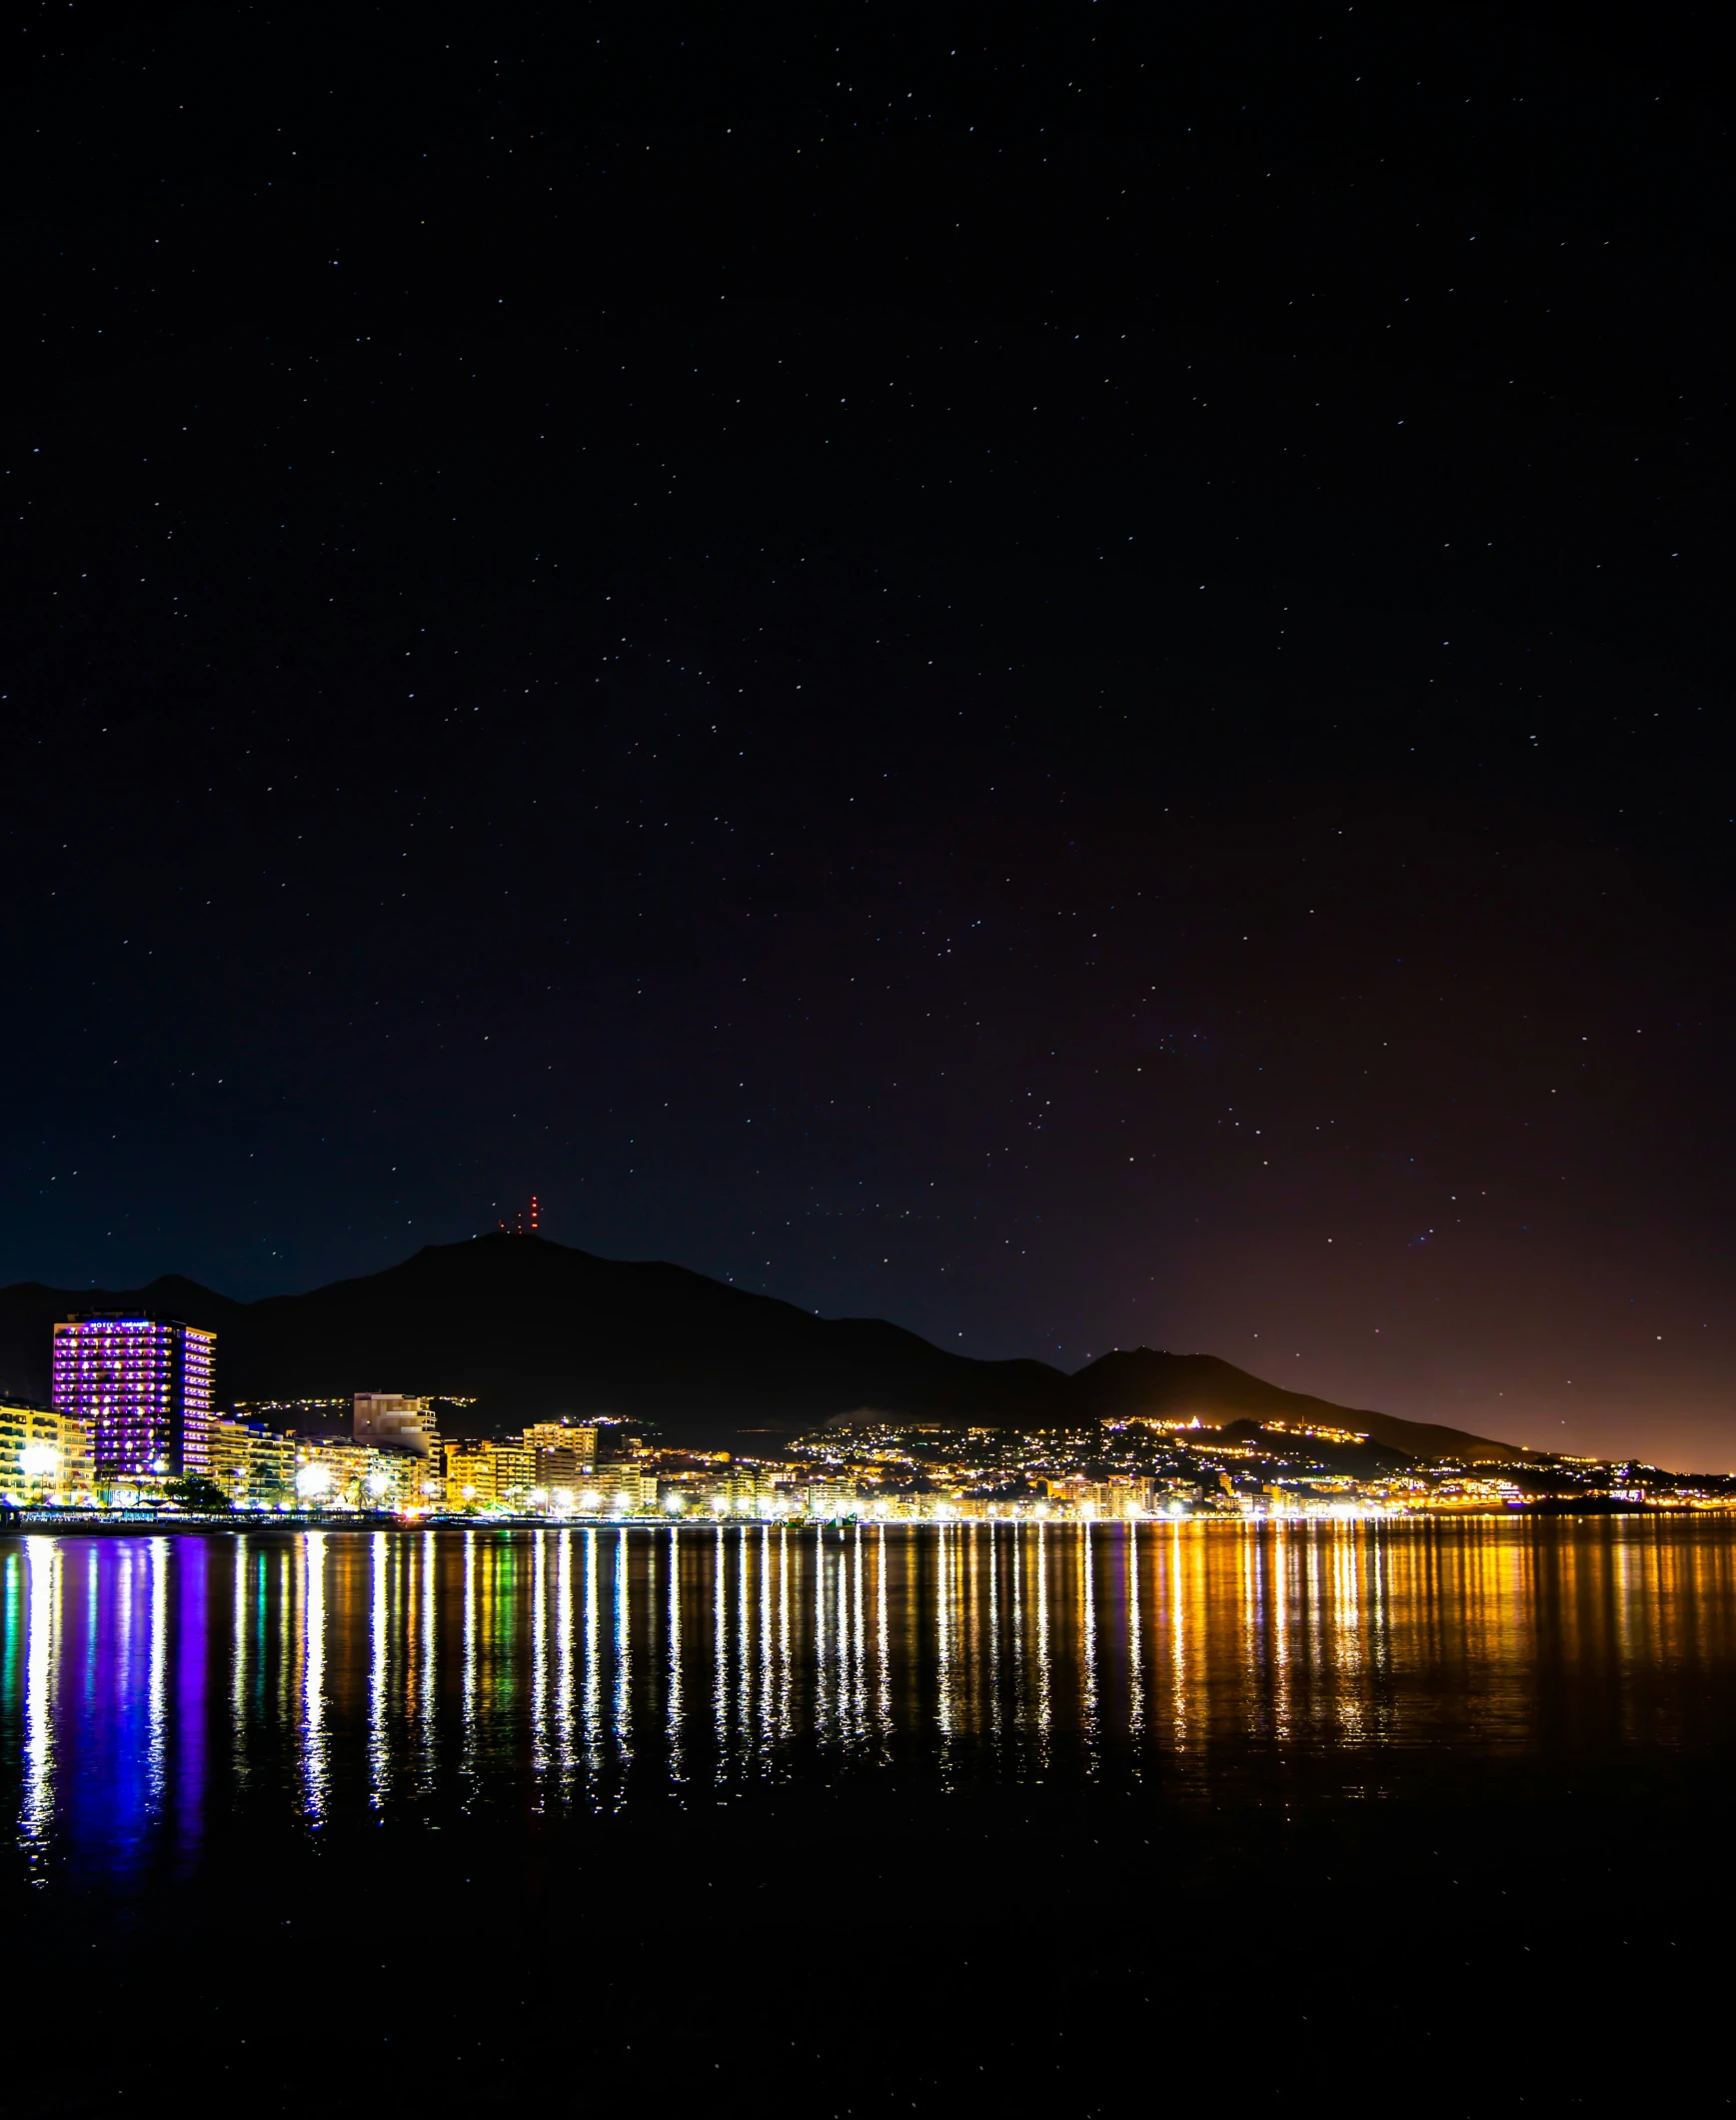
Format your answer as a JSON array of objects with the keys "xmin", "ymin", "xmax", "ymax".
[{"xmin": 52, "ymin": 1315, "xmax": 217, "ymax": 1481}]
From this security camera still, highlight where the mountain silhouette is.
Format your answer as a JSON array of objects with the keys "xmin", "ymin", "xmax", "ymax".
[{"xmin": 0, "ymin": 1233, "xmax": 1526, "ymax": 1460}]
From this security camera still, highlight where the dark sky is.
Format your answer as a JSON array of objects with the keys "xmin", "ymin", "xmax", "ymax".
[{"xmin": 5, "ymin": 2, "xmax": 1733, "ymax": 1464}]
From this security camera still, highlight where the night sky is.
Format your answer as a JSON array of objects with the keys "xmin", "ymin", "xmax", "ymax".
[{"xmin": 6, "ymin": 2, "xmax": 1733, "ymax": 1464}]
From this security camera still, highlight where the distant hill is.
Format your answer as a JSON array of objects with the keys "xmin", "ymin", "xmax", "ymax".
[
  {"xmin": 0, "ymin": 1234, "xmax": 1527, "ymax": 1462},
  {"xmin": 1069, "ymin": 1349, "xmax": 1533, "ymax": 1463}
]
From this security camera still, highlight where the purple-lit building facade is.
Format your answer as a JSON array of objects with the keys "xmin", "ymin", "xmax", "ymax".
[{"xmin": 52, "ymin": 1315, "xmax": 217, "ymax": 1480}]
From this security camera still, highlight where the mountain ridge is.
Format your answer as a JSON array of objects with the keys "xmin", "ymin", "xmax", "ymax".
[{"xmin": 0, "ymin": 1234, "xmax": 1528, "ymax": 1462}]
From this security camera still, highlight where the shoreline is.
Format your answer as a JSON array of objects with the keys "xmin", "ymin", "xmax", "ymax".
[{"xmin": 3, "ymin": 1498, "xmax": 1726, "ymax": 1535}]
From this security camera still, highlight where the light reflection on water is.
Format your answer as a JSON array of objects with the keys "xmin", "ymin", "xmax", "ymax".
[{"xmin": 7, "ymin": 1515, "xmax": 1736, "ymax": 1886}]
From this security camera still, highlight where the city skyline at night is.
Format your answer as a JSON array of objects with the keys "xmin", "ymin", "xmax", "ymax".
[
  {"xmin": 6, "ymin": 6, "xmax": 1734, "ymax": 1473},
  {"xmin": 3, "ymin": 5, "xmax": 1733, "ymax": 2103}
]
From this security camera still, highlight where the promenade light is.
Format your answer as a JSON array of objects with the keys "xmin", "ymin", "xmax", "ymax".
[
  {"xmin": 296, "ymin": 1464, "xmax": 334, "ymax": 1498},
  {"xmin": 19, "ymin": 1444, "xmax": 58, "ymax": 1477}
]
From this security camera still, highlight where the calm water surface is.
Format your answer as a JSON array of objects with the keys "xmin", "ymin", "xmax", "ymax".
[{"xmin": 8, "ymin": 1514, "xmax": 1736, "ymax": 1890}]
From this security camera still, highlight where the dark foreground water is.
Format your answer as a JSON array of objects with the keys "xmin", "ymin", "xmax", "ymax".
[{"xmin": 5, "ymin": 1517, "xmax": 1735, "ymax": 2113}]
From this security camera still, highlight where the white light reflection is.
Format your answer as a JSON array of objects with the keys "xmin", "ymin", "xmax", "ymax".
[
  {"xmin": 275, "ymin": 1545, "xmax": 292, "ymax": 1731},
  {"xmin": 1034, "ymin": 1522, "xmax": 1051, "ymax": 1763},
  {"xmin": 20, "ymin": 1539, "xmax": 58, "ymax": 1868},
  {"xmin": 1332, "ymin": 1524, "xmax": 1375, "ymax": 1743},
  {"xmin": 419, "ymin": 1529, "xmax": 437, "ymax": 1790},
  {"xmin": 369, "ymin": 1529, "xmax": 389, "ymax": 1808},
  {"xmin": 1126, "ymin": 1519, "xmax": 1144, "ymax": 1738},
  {"xmin": 777, "ymin": 1523, "xmax": 793, "ymax": 1743},
  {"xmin": 613, "ymin": 1528, "xmax": 633, "ymax": 1766},
  {"xmin": 812, "ymin": 1521, "xmax": 829, "ymax": 1746},
  {"xmin": 830, "ymin": 1531, "xmax": 850, "ymax": 1744},
  {"xmin": 736, "ymin": 1524, "xmax": 753, "ymax": 1763},
  {"xmin": 963, "ymin": 1524, "xmax": 983, "ymax": 1739},
  {"xmin": 582, "ymin": 1529, "xmax": 601, "ymax": 1780},
  {"xmin": 302, "ymin": 1530, "xmax": 328, "ymax": 1824},
  {"xmin": 875, "ymin": 1523, "xmax": 890, "ymax": 1747},
  {"xmin": 936, "ymin": 1522, "xmax": 954, "ymax": 1744},
  {"xmin": 532, "ymin": 1529, "xmax": 550, "ymax": 1785},
  {"xmin": 713, "ymin": 1522, "xmax": 729, "ymax": 1769},
  {"xmin": 666, "ymin": 1522, "xmax": 684, "ymax": 1783},
  {"xmin": 1009, "ymin": 1522, "xmax": 1026, "ymax": 1740},
  {"xmin": 757, "ymin": 1523, "xmax": 774, "ymax": 1763},
  {"xmin": 557, "ymin": 1528, "xmax": 576, "ymax": 1784},
  {"xmin": 462, "ymin": 1528, "xmax": 478, "ymax": 1786},
  {"xmin": 1080, "ymin": 1520, "xmax": 1098, "ymax": 1773},
  {"xmin": 850, "ymin": 1522, "xmax": 867, "ymax": 1748},
  {"xmin": 987, "ymin": 1524, "xmax": 1002, "ymax": 1745}
]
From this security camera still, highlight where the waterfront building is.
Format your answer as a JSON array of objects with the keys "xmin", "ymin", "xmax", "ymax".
[
  {"xmin": 354, "ymin": 1392, "xmax": 440, "ymax": 1459},
  {"xmin": 699, "ymin": 1468, "xmax": 782, "ymax": 1515},
  {"xmin": 602, "ymin": 1468, "xmax": 659, "ymax": 1514},
  {"xmin": 0, "ymin": 1400, "xmax": 93, "ymax": 1504},
  {"xmin": 244, "ymin": 1422, "xmax": 300, "ymax": 1504},
  {"xmin": 494, "ymin": 1440, "xmax": 534, "ymax": 1503},
  {"xmin": 207, "ymin": 1414, "xmax": 252, "ymax": 1504},
  {"xmin": 368, "ymin": 1448, "xmax": 430, "ymax": 1507},
  {"xmin": 446, "ymin": 1438, "xmax": 500, "ymax": 1505},
  {"xmin": 294, "ymin": 1437, "xmax": 404, "ymax": 1507},
  {"xmin": 52, "ymin": 1315, "xmax": 217, "ymax": 1483},
  {"xmin": 524, "ymin": 1420, "xmax": 598, "ymax": 1488},
  {"xmin": 204, "ymin": 1416, "xmax": 299, "ymax": 1507},
  {"xmin": 353, "ymin": 1393, "xmax": 445, "ymax": 1503}
]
